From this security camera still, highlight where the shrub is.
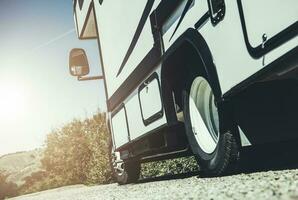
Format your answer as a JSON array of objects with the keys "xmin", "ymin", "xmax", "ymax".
[
  {"xmin": 141, "ymin": 157, "xmax": 199, "ymax": 178},
  {"xmin": 0, "ymin": 171, "xmax": 18, "ymax": 200},
  {"xmin": 19, "ymin": 111, "xmax": 199, "ymax": 195},
  {"xmin": 20, "ymin": 112, "xmax": 112, "ymax": 194}
]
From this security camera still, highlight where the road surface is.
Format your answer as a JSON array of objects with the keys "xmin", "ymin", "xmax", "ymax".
[
  {"xmin": 10, "ymin": 169, "xmax": 298, "ymax": 200},
  {"xmin": 11, "ymin": 144, "xmax": 298, "ymax": 200}
]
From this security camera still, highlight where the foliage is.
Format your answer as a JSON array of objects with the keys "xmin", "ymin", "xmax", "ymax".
[
  {"xmin": 0, "ymin": 171, "xmax": 18, "ymax": 200},
  {"xmin": 18, "ymin": 170, "xmax": 73, "ymax": 194},
  {"xmin": 141, "ymin": 157, "xmax": 199, "ymax": 179},
  {"xmin": 43, "ymin": 112, "xmax": 111, "ymax": 184},
  {"xmin": 17, "ymin": 111, "xmax": 199, "ymax": 196},
  {"xmin": 20, "ymin": 112, "xmax": 112, "ymax": 194}
]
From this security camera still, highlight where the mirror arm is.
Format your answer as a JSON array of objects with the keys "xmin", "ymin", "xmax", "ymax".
[{"xmin": 77, "ymin": 75, "xmax": 104, "ymax": 81}]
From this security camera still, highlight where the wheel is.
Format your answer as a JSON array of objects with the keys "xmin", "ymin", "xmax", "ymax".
[
  {"xmin": 108, "ymin": 140, "xmax": 141, "ymax": 185},
  {"xmin": 183, "ymin": 76, "xmax": 239, "ymax": 176}
]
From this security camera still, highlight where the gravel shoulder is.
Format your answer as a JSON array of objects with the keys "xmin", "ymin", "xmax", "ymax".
[{"xmin": 10, "ymin": 169, "xmax": 298, "ymax": 200}]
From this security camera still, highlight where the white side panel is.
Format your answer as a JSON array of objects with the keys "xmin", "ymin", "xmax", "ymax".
[
  {"xmin": 139, "ymin": 78, "xmax": 162, "ymax": 121},
  {"xmin": 126, "ymin": 95, "xmax": 167, "ymax": 140},
  {"xmin": 93, "ymin": 0, "xmax": 161, "ymax": 98},
  {"xmin": 242, "ymin": 0, "xmax": 298, "ymax": 47},
  {"xmin": 163, "ymin": 1, "xmax": 298, "ymax": 95},
  {"xmin": 111, "ymin": 108, "xmax": 129, "ymax": 148},
  {"xmin": 125, "ymin": 72, "xmax": 167, "ymax": 141}
]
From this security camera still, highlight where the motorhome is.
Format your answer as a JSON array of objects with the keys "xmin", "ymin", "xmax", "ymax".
[{"xmin": 68, "ymin": 0, "xmax": 298, "ymax": 184}]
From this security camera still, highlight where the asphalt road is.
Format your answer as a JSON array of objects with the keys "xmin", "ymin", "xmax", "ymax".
[{"xmin": 10, "ymin": 143, "xmax": 298, "ymax": 200}]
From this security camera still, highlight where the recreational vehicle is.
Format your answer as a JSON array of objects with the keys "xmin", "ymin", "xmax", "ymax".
[{"xmin": 68, "ymin": 0, "xmax": 298, "ymax": 184}]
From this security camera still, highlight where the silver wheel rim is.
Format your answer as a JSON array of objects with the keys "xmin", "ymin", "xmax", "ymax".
[{"xmin": 189, "ymin": 77, "xmax": 219, "ymax": 154}]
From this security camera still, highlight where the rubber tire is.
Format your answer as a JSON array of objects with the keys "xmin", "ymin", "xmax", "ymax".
[
  {"xmin": 183, "ymin": 88, "xmax": 239, "ymax": 177},
  {"xmin": 115, "ymin": 161, "xmax": 141, "ymax": 185},
  {"xmin": 108, "ymin": 140, "xmax": 141, "ymax": 185}
]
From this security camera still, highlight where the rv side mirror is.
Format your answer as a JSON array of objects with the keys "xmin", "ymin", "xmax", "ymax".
[{"xmin": 69, "ymin": 48, "xmax": 90, "ymax": 77}]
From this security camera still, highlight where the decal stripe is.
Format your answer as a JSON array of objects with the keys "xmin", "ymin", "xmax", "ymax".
[
  {"xmin": 169, "ymin": 0, "xmax": 194, "ymax": 41},
  {"xmin": 116, "ymin": 0, "xmax": 155, "ymax": 77}
]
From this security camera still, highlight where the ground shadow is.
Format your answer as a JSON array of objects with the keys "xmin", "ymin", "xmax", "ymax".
[
  {"xmin": 137, "ymin": 171, "xmax": 200, "ymax": 184},
  {"xmin": 238, "ymin": 139, "xmax": 298, "ymax": 173},
  {"xmin": 137, "ymin": 140, "xmax": 298, "ymax": 184}
]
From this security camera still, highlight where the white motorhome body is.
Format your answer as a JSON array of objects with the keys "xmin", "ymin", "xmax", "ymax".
[{"xmin": 71, "ymin": 0, "xmax": 298, "ymax": 183}]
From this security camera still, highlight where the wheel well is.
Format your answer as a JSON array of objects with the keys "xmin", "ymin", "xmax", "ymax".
[
  {"xmin": 161, "ymin": 42, "xmax": 206, "ymax": 108},
  {"xmin": 160, "ymin": 29, "xmax": 240, "ymax": 147},
  {"xmin": 161, "ymin": 30, "xmax": 221, "ymax": 115}
]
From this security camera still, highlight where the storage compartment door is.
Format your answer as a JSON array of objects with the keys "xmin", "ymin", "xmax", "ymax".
[
  {"xmin": 111, "ymin": 107, "xmax": 129, "ymax": 149},
  {"xmin": 238, "ymin": 0, "xmax": 298, "ymax": 57},
  {"xmin": 139, "ymin": 73, "xmax": 163, "ymax": 126}
]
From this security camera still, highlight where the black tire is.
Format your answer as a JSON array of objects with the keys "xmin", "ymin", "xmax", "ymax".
[
  {"xmin": 108, "ymin": 140, "xmax": 141, "ymax": 185},
  {"xmin": 182, "ymin": 78, "xmax": 239, "ymax": 177},
  {"xmin": 115, "ymin": 160, "xmax": 141, "ymax": 185}
]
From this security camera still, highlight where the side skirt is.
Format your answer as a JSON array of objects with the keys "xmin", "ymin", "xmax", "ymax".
[{"xmin": 119, "ymin": 122, "xmax": 190, "ymax": 162}]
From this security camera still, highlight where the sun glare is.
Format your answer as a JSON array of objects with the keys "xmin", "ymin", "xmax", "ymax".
[{"xmin": 0, "ymin": 82, "xmax": 27, "ymax": 121}]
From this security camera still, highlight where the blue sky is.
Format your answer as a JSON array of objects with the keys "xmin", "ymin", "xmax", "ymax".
[{"xmin": 0, "ymin": 0, "xmax": 106, "ymax": 155}]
